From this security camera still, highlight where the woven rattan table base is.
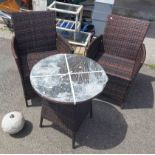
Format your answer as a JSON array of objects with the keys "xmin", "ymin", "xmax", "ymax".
[{"xmin": 40, "ymin": 100, "xmax": 92, "ymax": 148}]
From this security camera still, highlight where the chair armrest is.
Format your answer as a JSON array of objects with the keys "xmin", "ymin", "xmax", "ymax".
[
  {"xmin": 86, "ymin": 35, "xmax": 103, "ymax": 59},
  {"xmin": 11, "ymin": 36, "xmax": 18, "ymax": 60},
  {"xmin": 11, "ymin": 36, "xmax": 24, "ymax": 77},
  {"xmin": 140, "ymin": 43, "xmax": 146, "ymax": 65},
  {"xmin": 56, "ymin": 33, "xmax": 74, "ymax": 54},
  {"xmin": 132, "ymin": 43, "xmax": 146, "ymax": 79}
]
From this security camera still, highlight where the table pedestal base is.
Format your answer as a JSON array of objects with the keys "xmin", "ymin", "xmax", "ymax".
[{"xmin": 40, "ymin": 100, "xmax": 92, "ymax": 148}]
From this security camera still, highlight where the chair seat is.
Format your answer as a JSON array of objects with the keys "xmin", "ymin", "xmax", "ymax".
[
  {"xmin": 21, "ymin": 50, "xmax": 58, "ymax": 77},
  {"xmin": 97, "ymin": 53, "xmax": 135, "ymax": 80}
]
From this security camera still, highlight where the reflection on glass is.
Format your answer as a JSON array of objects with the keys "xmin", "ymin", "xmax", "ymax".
[{"xmin": 57, "ymin": 29, "xmax": 88, "ymax": 44}]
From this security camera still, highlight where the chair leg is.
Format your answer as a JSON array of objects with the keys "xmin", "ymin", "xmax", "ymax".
[
  {"xmin": 39, "ymin": 116, "xmax": 43, "ymax": 128},
  {"xmin": 28, "ymin": 0, "xmax": 32, "ymax": 10},
  {"xmin": 90, "ymin": 102, "xmax": 93, "ymax": 118},
  {"xmin": 120, "ymin": 97, "xmax": 126, "ymax": 109},
  {"xmin": 121, "ymin": 82, "xmax": 131, "ymax": 109},
  {"xmin": 21, "ymin": 0, "xmax": 32, "ymax": 10},
  {"xmin": 72, "ymin": 132, "xmax": 76, "ymax": 149},
  {"xmin": 25, "ymin": 98, "xmax": 29, "ymax": 107}
]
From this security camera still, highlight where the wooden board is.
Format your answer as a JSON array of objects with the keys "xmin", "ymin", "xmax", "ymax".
[{"xmin": 72, "ymin": 45, "xmax": 86, "ymax": 56}]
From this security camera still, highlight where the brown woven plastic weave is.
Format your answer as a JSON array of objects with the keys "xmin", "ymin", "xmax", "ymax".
[
  {"xmin": 87, "ymin": 14, "xmax": 149, "ymax": 107},
  {"xmin": 11, "ymin": 11, "xmax": 73, "ymax": 106}
]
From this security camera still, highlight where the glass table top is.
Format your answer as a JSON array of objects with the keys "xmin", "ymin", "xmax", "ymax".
[
  {"xmin": 48, "ymin": 1, "xmax": 81, "ymax": 13},
  {"xmin": 30, "ymin": 54, "xmax": 108, "ymax": 105},
  {"xmin": 57, "ymin": 29, "xmax": 91, "ymax": 46},
  {"xmin": 53, "ymin": 3, "xmax": 78, "ymax": 12}
]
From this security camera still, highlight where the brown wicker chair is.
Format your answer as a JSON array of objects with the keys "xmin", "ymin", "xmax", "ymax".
[
  {"xmin": 11, "ymin": 11, "xmax": 73, "ymax": 107},
  {"xmin": 87, "ymin": 14, "xmax": 149, "ymax": 108}
]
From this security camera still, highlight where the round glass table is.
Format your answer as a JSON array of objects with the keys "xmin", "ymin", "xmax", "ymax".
[{"xmin": 30, "ymin": 54, "xmax": 108, "ymax": 148}]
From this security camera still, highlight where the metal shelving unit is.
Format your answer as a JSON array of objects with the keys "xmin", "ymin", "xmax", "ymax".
[{"xmin": 47, "ymin": 1, "xmax": 83, "ymax": 32}]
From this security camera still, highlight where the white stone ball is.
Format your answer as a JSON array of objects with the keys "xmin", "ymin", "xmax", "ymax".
[{"xmin": 1, "ymin": 111, "xmax": 25, "ymax": 134}]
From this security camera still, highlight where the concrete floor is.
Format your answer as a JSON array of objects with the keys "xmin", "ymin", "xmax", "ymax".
[{"xmin": 0, "ymin": 38, "xmax": 155, "ymax": 153}]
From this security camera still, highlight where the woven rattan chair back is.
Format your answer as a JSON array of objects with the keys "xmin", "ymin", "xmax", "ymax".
[
  {"xmin": 12, "ymin": 11, "xmax": 56, "ymax": 55},
  {"xmin": 103, "ymin": 14, "xmax": 149, "ymax": 60}
]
